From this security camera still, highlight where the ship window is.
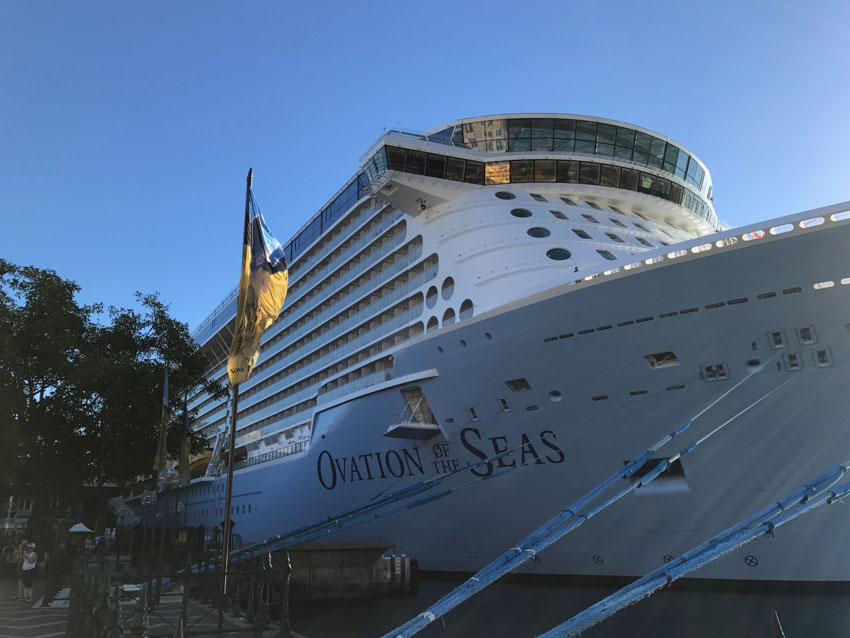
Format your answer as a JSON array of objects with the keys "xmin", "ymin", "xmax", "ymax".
[
  {"xmin": 609, "ymin": 205, "xmax": 623, "ymax": 214},
  {"xmin": 445, "ymin": 157, "xmax": 465, "ymax": 181},
  {"xmin": 442, "ymin": 308, "xmax": 456, "ymax": 326},
  {"xmin": 441, "ymin": 277, "xmax": 454, "ymax": 300},
  {"xmin": 459, "ymin": 299, "xmax": 474, "ymax": 320},
  {"xmin": 783, "ymin": 352, "xmax": 804, "ymax": 371},
  {"xmin": 511, "ymin": 208, "xmax": 532, "ymax": 218},
  {"xmin": 546, "ymin": 248, "xmax": 571, "ymax": 260},
  {"xmin": 572, "ymin": 229, "xmax": 592, "ymax": 239},
  {"xmin": 425, "ymin": 154, "xmax": 446, "ymax": 178},
  {"xmin": 606, "ymin": 232, "xmax": 626, "ymax": 243},
  {"xmin": 767, "ymin": 330, "xmax": 787, "ymax": 349},
  {"xmin": 701, "ymin": 362, "xmax": 730, "ymax": 381},
  {"xmin": 549, "ymin": 210, "xmax": 567, "ymax": 220},
  {"xmin": 557, "ymin": 161, "xmax": 580, "ymax": 183},
  {"xmin": 534, "ymin": 160, "xmax": 556, "ymax": 182},
  {"xmin": 497, "ymin": 397, "xmax": 511, "ymax": 412},
  {"xmin": 530, "ymin": 193, "xmax": 547, "ymax": 202},
  {"xmin": 813, "ymin": 349, "xmax": 834, "ymax": 368},
  {"xmin": 796, "ymin": 325, "xmax": 818, "ymax": 345},
  {"xmin": 610, "ymin": 217, "xmax": 626, "ymax": 228},
  {"xmin": 406, "ymin": 151, "xmax": 426, "ymax": 175},
  {"xmin": 600, "ymin": 165, "xmax": 619, "ymax": 187},
  {"xmin": 486, "ymin": 162, "xmax": 510, "ymax": 185},
  {"xmin": 644, "ymin": 351, "xmax": 680, "ymax": 369},
  {"xmin": 426, "ymin": 316, "xmax": 439, "ymax": 332},
  {"xmin": 527, "ymin": 227, "xmax": 551, "ymax": 238},
  {"xmin": 505, "ymin": 378, "xmax": 531, "ymax": 392},
  {"xmin": 426, "ymin": 286, "xmax": 438, "ymax": 308},
  {"xmin": 597, "ymin": 250, "xmax": 617, "ymax": 261},
  {"xmin": 400, "ymin": 387, "xmax": 437, "ymax": 424},
  {"xmin": 560, "ymin": 196, "xmax": 578, "ymax": 206},
  {"xmin": 636, "ymin": 237, "xmax": 654, "ymax": 248},
  {"xmin": 582, "ymin": 212, "xmax": 600, "ymax": 220},
  {"xmin": 634, "ymin": 222, "xmax": 650, "ymax": 232},
  {"xmin": 511, "ymin": 161, "xmax": 533, "ymax": 183},
  {"xmin": 466, "ymin": 407, "xmax": 480, "ymax": 421},
  {"xmin": 465, "ymin": 161, "xmax": 484, "ymax": 184},
  {"xmin": 579, "ymin": 163, "xmax": 600, "ymax": 185}
]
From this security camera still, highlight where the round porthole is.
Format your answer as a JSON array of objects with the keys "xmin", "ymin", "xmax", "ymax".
[
  {"xmin": 459, "ymin": 299, "xmax": 474, "ymax": 320},
  {"xmin": 548, "ymin": 390, "xmax": 563, "ymax": 403},
  {"xmin": 496, "ymin": 191, "xmax": 516, "ymax": 200},
  {"xmin": 528, "ymin": 227, "xmax": 551, "ymax": 238},
  {"xmin": 426, "ymin": 286, "xmax": 438, "ymax": 308},
  {"xmin": 546, "ymin": 248, "xmax": 572, "ymax": 261},
  {"xmin": 426, "ymin": 316, "xmax": 439, "ymax": 332},
  {"xmin": 511, "ymin": 208, "xmax": 532, "ymax": 218},
  {"xmin": 441, "ymin": 277, "xmax": 455, "ymax": 300}
]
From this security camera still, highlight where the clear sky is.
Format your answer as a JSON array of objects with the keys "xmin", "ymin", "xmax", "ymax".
[{"xmin": 2, "ymin": 0, "xmax": 848, "ymax": 330}]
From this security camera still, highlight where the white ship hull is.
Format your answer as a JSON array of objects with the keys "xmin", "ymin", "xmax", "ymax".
[{"xmin": 176, "ymin": 208, "xmax": 850, "ymax": 582}]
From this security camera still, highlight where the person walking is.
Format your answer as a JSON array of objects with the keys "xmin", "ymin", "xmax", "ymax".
[{"xmin": 20, "ymin": 544, "xmax": 37, "ymax": 602}]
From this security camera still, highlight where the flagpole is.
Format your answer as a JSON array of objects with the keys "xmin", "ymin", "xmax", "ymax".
[{"xmin": 220, "ymin": 168, "xmax": 252, "ymax": 612}]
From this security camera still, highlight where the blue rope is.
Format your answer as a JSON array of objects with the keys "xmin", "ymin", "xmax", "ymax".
[
  {"xmin": 537, "ymin": 463, "xmax": 850, "ymax": 638},
  {"xmin": 382, "ymin": 374, "xmax": 791, "ymax": 638}
]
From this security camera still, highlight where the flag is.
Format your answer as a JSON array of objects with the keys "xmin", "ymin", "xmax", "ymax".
[
  {"xmin": 178, "ymin": 400, "xmax": 191, "ymax": 487},
  {"xmin": 227, "ymin": 178, "xmax": 289, "ymax": 386},
  {"xmin": 152, "ymin": 368, "xmax": 169, "ymax": 472}
]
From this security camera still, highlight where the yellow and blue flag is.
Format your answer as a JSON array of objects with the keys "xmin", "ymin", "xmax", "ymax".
[{"xmin": 227, "ymin": 178, "xmax": 289, "ymax": 386}]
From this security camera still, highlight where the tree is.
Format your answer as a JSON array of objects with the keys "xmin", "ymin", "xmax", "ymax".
[{"xmin": 0, "ymin": 259, "xmax": 226, "ymax": 541}]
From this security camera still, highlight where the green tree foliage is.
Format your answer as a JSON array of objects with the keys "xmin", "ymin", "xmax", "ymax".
[{"xmin": 0, "ymin": 259, "xmax": 225, "ymax": 493}]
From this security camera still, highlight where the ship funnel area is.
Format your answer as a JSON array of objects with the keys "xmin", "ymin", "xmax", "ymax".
[{"xmin": 380, "ymin": 367, "xmax": 829, "ymax": 638}]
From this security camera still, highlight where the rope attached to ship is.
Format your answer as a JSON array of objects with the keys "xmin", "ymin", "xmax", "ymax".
[
  {"xmin": 536, "ymin": 461, "xmax": 850, "ymax": 637},
  {"xmin": 380, "ymin": 366, "xmax": 791, "ymax": 638}
]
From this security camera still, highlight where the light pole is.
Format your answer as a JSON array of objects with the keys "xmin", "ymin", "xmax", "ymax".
[{"xmin": 155, "ymin": 467, "xmax": 179, "ymax": 606}]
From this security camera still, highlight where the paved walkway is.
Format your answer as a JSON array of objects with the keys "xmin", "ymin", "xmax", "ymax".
[{"xmin": 0, "ymin": 577, "xmax": 308, "ymax": 637}]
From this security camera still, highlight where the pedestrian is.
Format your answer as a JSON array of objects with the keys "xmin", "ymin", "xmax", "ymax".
[
  {"xmin": 20, "ymin": 544, "xmax": 37, "ymax": 602},
  {"xmin": 14, "ymin": 537, "xmax": 28, "ymax": 599},
  {"xmin": 83, "ymin": 535, "xmax": 94, "ymax": 560}
]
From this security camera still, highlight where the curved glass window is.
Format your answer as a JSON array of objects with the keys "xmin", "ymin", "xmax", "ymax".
[
  {"xmin": 511, "ymin": 208, "xmax": 532, "ymax": 218},
  {"xmin": 546, "ymin": 248, "xmax": 571, "ymax": 261},
  {"xmin": 441, "ymin": 277, "xmax": 454, "ymax": 300},
  {"xmin": 597, "ymin": 250, "xmax": 617, "ymax": 261},
  {"xmin": 426, "ymin": 316, "xmax": 439, "ymax": 332},
  {"xmin": 549, "ymin": 210, "xmax": 567, "ymax": 220},
  {"xmin": 366, "ymin": 145, "xmax": 718, "ymax": 229},
  {"xmin": 459, "ymin": 299, "xmax": 474, "ymax": 320},
  {"xmin": 527, "ymin": 227, "xmax": 551, "ymax": 238},
  {"xmin": 573, "ymin": 229, "xmax": 592, "ymax": 239},
  {"xmin": 606, "ymin": 232, "xmax": 626, "ymax": 243},
  {"xmin": 442, "ymin": 308, "xmax": 456, "ymax": 326},
  {"xmin": 425, "ymin": 286, "xmax": 438, "ymax": 309},
  {"xmin": 445, "ymin": 117, "xmax": 705, "ymax": 191}
]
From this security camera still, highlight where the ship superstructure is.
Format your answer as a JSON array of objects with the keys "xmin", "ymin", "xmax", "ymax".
[{"xmin": 145, "ymin": 114, "xmax": 850, "ymax": 583}]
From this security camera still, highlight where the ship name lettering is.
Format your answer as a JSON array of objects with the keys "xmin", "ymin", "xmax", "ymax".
[
  {"xmin": 316, "ymin": 447, "xmax": 425, "ymax": 490},
  {"xmin": 460, "ymin": 427, "xmax": 565, "ymax": 478}
]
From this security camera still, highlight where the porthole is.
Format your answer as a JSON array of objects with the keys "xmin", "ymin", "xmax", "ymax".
[
  {"xmin": 527, "ymin": 227, "xmax": 550, "ymax": 238},
  {"xmin": 546, "ymin": 248, "xmax": 571, "ymax": 261},
  {"xmin": 459, "ymin": 299, "xmax": 474, "ymax": 320},
  {"xmin": 426, "ymin": 316, "xmax": 439, "ymax": 332},
  {"xmin": 485, "ymin": 332, "xmax": 493, "ymax": 340},
  {"xmin": 511, "ymin": 208, "xmax": 532, "ymax": 218},
  {"xmin": 548, "ymin": 390, "xmax": 563, "ymax": 403},
  {"xmin": 442, "ymin": 308, "xmax": 456, "ymax": 326},
  {"xmin": 441, "ymin": 277, "xmax": 455, "ymax": 300},
  {"xmin": 496, "ymin": 191, "xmax": 515, "ymax": 200},
  {"xmin": 425, "ymin": 286, "xmax": 438, "ymax": 308}
]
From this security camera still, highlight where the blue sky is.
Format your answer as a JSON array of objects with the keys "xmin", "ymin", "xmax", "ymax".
[{"xmin": 2, "ymin": 0, "xmax": 848, "ymax": 330}]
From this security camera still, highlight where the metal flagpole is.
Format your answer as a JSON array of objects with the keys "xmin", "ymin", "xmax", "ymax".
[{"xmin": 220, "ymin": 168, "xmax": 252, "ymax": 626}]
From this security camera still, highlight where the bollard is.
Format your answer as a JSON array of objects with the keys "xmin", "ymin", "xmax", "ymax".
[{"xmin": 128, "ymin": 588, "xmax": 149, "ymax": 638}]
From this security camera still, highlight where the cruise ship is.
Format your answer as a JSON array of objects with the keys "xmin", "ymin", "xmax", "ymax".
[{"xmin": 139, "ymin": 114, "xmax": 850, "ymax": 582}]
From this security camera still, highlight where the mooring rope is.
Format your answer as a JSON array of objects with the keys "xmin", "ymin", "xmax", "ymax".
[
  {"xmin": 536, "ymin": 461, "xmax": 850, "ymax": 637},
  {"xmin": 379, "ymin": 365, "xmax": 790, "ymax": 638}
]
